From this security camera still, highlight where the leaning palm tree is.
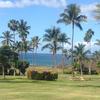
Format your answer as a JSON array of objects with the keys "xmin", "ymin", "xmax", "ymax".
[
  {"xmin": 0, "ymin": 31, "xmax": 14, "ymax": 46},
  {"xmin": 84, "ymin": 29, "xmax": 94, "ymax": 75},
  {"xmin": 17, "ymin": 19, "xmax": 30, "ymax": 61},
  {"xmin": 58, "ymin": 33, "xmax": 70, "ymax": 67},
  {"xmin": 73, "ymin": 43, "xmax": 90, "ymax": 77},
  {"xmin": 57, "ymin": 4, "xmax": 87, "ymax": 65},
  {"xmin": 42, "ymin": 27, "xmax": 61, "ymax": 67}
]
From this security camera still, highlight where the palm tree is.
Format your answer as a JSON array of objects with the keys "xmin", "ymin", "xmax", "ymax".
[
  {"xmin": 42, "ymin": 27, "xmax": 62, "ymax": 67},
  {"xmin": 0, "ymin": 31, "xmax": 14, "ymax": 46},
  {"xmin": 94, "ymin": 4, "xmax": 100, "ymax": 20},
  {"xmin": 73, "ymin": 43, "xmax": 90, "ymax": 77},
  {"xmin": 93, "ymin": 51, "xmax": 100, "ymax": 62},
  {"xmin": 17, "ymin": 19, "xmax": 30, "ymax": 61},
  {"xmin": 57, "ymin": 4, "xmax": 87, "ymax": 65},
  {"xmin": 30, "ymin": 36, "xmax": 40, "ymax": 66},
  {"xmin": 84, "ymin": 29, "xmax": 94, "ymax": 74},
  {"xmin": 58, "ymin": 33, "xmax": 70, "ymax": 68},
  {"xmin": 23, "ymin": 40, "xmax": 30, "ymax": 60},
  {"xmin": 8, "ymin": 19, "xmax": 18, "ymax": 46}
]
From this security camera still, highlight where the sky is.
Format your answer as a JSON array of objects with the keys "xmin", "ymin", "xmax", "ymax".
[{"xmin": 0, "ymin": 0, "xmax": 100, "ymax": 53}]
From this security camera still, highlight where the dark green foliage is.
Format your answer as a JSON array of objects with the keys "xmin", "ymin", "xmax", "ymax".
[
  {"xmin": 17, "ymin": 60, "xmax": 29, "ymax": 75},
  {"xmin": 97, "ymin": 61, "xmax": 100, "ymax": 68},
  {"xmin": 27, "ymin": 70, "xmax": 58, "ymax": 81}
]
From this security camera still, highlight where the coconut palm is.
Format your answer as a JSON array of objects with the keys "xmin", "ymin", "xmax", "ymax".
[
  {"xmin": 8, "ymin": 19, "xmax": 18, "ymax": 46},
  {"xmin": 0, "ymin": 31, "xmax": 14, "ymax": 46},
  {"xmin": 84, "ymin": 29, "xmax": 94, "ymax": 74},
  {"xmin": 23, "ymin": 40, "xmax": 30, "ymax": 60},
  {"xmin": 17, "ymin": 19, "xmax": 30, "ymax": 61},
  {"xmin": 58, "ymin": 33, "xmax": 70, "ymax": 67},
  {"xmin": 42, "ymin": 27, "xmax": 62, "ymax": 67},
  {"xmin": 94, "ymin": 4, "xmax": 100, "ymax": 20},
  {"xmin": 73, "ymin": 43, "xmax": 90, "ymax": 76},
  {"xmin": 30, "ymin": 36, "xmax": 41, "ymax": 66},
  {"xmin": 57, "ymin": 4, "xmax": 87, "ymax": 65}
]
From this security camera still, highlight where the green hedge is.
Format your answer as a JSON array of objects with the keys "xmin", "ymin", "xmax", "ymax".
[{"xmin": 27, "ymin": 69, "xmax": 58, "ymax": 81}]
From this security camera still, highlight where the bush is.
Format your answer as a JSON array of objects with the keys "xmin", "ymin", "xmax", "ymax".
[
  {"xmin": 27, "ymin": 69, "xmax": 58, "ymax": 81},
  {"xmin": 17, "ymin": 60, "xmax": 29, "ymax": 75},
  {"xmin": 63, "ymin": 67, "xmax": 72, "ymax": 74}
]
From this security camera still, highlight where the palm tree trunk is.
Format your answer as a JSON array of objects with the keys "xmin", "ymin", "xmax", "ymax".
[
  {"xmin": 71, "ymin": 21, "xmax": 74, "ymax": 64},
  {"xmin": 13, "ymin": 31, "xmax": 16, "ymax": 76},
  {"xmin": 61, "ymin": 44, "xmax": 65, "ymax": 73},
  {"xmin": 72, "ymin": 22, "xmax": 75, "ymax": 77},
  {"xmin": 89, "ymin": 41, "xmax": 91, "ymax": 75},
  {"xmin": 52, "ymin": 53, "xmax": 56, "ymax": 68},
  {"xmin": 80, "ymin": 61, "xmax": 83, "ymax": 77},
  {"xmin": 32, "ymin": 50, "xmax": 34, "ymax": 66},
  {"xmin": 2, "ymin": 65, "xmax": 5, "ymax": 79},
  {"xmin": 35, "ymin": 48, "xmax": 37, "ymax": 66}
]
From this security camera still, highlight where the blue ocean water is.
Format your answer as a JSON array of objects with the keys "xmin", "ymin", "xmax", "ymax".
[{"xmin": 19, "ymin": 53, "xmax": 70, "ymax": 66}]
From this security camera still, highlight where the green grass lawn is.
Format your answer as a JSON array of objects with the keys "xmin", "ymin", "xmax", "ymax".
[{"xmin": 0, "ymin": 75, "xmax": 100, "ymax": 100}]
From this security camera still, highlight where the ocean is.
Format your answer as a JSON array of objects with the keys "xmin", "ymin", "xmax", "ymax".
[{"xmin": 19, "ymin": 53, "xmax": 70, "ymax": 67}]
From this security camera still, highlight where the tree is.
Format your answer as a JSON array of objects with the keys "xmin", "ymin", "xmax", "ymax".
[
  {"xmin": 58, "ymin": 33, "xmax": 70, "ymax": 67},
  {"xmin": 84, "ymin": 29, "xmax": 94, "ymax": 74},
  {"xmin": 73, "ymin": 43, "xmax": 90, "ymax": 77},
  {"xmin": 0, "ymin": 31, "xmax": 14, "ymax": 46},
  {"xmin": 17, "ymin": 19, "xmax": 30, "ymax": 61},
  {"xmin": 0, "ymin": 46, "xmax": 17, "ymax": 78},
  {"xmin": 8, "ymin": 19, "xmax": 18, "ymax": 46},
  {"xmin": 30, "ymin": 36, "xmax": 41, "ymax": 66},
  {"xmin": 57, "ymin": 4, "xmax": 87, "ymax": 65},
  {"xmin": 42, "ymin": 27, "xmax": 62, "ymax": 67},
  {"xmin": 93, "ymin": 51, "xmax": 100, "ymax": 62}
]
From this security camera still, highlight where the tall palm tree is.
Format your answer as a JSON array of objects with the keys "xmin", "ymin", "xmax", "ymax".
[
  {"xmin": 42, "ymin": 27, "xmax": 62, "ymax": 67},
  {"xmin": 58, "ymin": 33, "xmax": 70, "ymax": 67},
  {"xmin": 0, "ymin": 31, "xmax": 14, "ymax": 46},
  {"xmin": 8, "ymin": 19, "xmax": 18, "ymax": 46},
  {"xmin": 57, "ymin": 4, "xmax": 87, "ymax": 65},
  {"xmin": 73, "ymin": 43, "xmax": 90, "ymax": 76},
  {"xmin": 30, "ymin": 36, "xmax": 40, "ymax": 66},
  {"xmin": 84, "ymin": 29, "xmax": 94, "ymax": 74},
  {"xmin": 94, "ymin": 4, "xmax": 100, "ymax": 20},
  {"xmin": 17, "ymin": 19, "xmax": 30, "ymax": 61}
]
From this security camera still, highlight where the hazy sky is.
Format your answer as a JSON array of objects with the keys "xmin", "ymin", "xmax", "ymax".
[{"xmin": 0, "ymin": 0, "xmax": 100, "ymax": 53}]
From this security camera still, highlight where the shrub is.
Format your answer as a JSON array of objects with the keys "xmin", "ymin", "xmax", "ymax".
[
  {"xmin": 27, "ymin": 69, "xmax": 58, "ymax": 81},
  {"xmin": 17, "ymin": 60, "xmax": 29, "ymax": 75},
  {"xmin": 63, "ymin": 67, "xmax": 72, "ymax": 74}
]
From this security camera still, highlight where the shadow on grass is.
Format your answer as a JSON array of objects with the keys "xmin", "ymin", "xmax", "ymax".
[{"xmin": 0, "ymin": 77, "xmax": 56, "ymax": 84}]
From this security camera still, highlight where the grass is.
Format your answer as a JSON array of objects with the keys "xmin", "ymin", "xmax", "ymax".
[{"xmin": 0, "ymin": 75, "xmax": 100, "ymax": 100}]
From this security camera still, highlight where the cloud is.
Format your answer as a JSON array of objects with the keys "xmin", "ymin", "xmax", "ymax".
[
  {"xmin": 80, "ymin": 3, "xmax": 97, "ymax": 20},
  {"xmin": 81, "ymin": 3, "xmax": 97, "ymax": 13},
  {"xmin": 75, "ymin": 41, "xmax": 99, "ymax": 52},
  {"xmin": 0, "ymin": 0, "xmax": 66, "ymax": 8}
]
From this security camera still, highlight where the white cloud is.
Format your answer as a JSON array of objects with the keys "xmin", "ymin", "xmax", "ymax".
[
  {"xmin": 80, "ymin": 3, "xmax": 97, "ymax": 20},
  {"xmin": 81, "ymin": 3, "xmax": 97, "ymax": 13},
  {"xmin": 0, "ymin": 0, "xmax": 66, "ymax": 8}
]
